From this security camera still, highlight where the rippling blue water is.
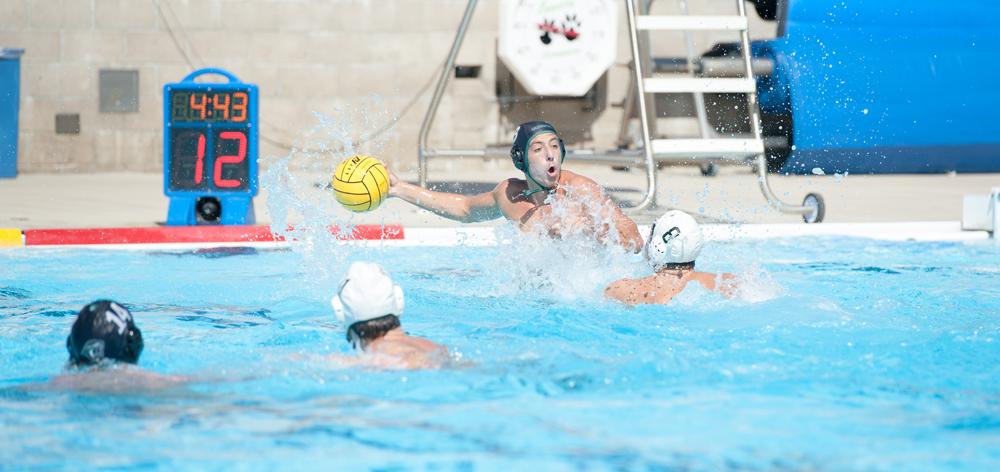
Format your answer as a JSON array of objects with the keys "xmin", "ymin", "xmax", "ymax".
[{"xmin": 1, "ymin": 237, "xmax": 998, "ymax": 470}]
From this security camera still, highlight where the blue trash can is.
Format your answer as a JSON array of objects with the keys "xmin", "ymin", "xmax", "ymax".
[{"xmin": 0, "ymin": 48, "xmax": 25, "ymax": 178}]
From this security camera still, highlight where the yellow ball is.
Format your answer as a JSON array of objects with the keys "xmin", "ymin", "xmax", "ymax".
[{"xmin": 332, "ymin": 155, "xmax": 390, "ymax": 212}]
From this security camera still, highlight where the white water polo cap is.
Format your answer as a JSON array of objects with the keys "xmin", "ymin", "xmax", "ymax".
[
  {"xmin": 645, "ymin": 210, "xmax": 704, "ymax": 269},
  {"xmin": 330, "ymin": 262, "xmax": 405, "ymax": 325}
]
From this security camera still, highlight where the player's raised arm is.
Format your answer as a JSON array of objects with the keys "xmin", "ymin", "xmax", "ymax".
[
  {"xmin": 569, "ymin": 173, "xmax": 644, "ymax": 253},
  {"xmin": 386, "ymin": 166, "xmax": 502, "ymax": 223},
  {"xmin": 612, "ymin": 205, "xmax": 643, "ymax": 253}
]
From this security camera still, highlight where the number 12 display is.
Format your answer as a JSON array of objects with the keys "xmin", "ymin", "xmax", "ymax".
[{"xmin": 163, "ymin": 68, "xmax": 258, "ymax": 225}]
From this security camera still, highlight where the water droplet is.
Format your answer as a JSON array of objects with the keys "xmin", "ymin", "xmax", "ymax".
[
  {"xmin": 862, "ymin": 108, "xmax": 869, "ymax": 115},
  {"xmin": 811, "ymin": 167, "xmax": 826, "ymax": 175}
]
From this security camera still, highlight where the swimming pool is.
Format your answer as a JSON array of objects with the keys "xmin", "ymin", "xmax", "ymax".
[{"xmin": 1, "ymin": 235, "xmax": 998, "ymax": 470}]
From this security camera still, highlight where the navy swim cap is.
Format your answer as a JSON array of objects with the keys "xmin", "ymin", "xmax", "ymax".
[
  {"xmin": 66, "ymin": 300, "xmax": 143, "ymax": 367},
  {"xmin": 510, "ymin": 121, "xmax": 565, "ymax": 172}
]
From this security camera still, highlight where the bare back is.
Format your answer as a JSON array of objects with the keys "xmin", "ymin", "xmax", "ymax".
[
  {"xmin": 24, "ymin": 368, "xmax": 190, "ymax": 393},
  {"xmin": 605, "ymin": 271, "xmax": 736, "ymax": 305},
  {"xmin": 364, "ymin": 331, "xmax": 450, "ymax": 369}
]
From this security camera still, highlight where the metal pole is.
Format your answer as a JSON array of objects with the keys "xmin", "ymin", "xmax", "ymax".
[
  {"xmin": 625, "ymin": 0, "xmax": 657, "ymax": 212},
  {"xmin": 679, "ymin": 0, "xmax": 713, "ymax": 141},
  {"xmin": 616, "ymin": 0, "xmax": 653, "ymax": 149},
  {"xmin": 736, "ymin": 0, "xmax": 811, "ymax": 216},
  {"xmin": 418, "ymin": 0, "xmax": 479, "ymax": 188}
]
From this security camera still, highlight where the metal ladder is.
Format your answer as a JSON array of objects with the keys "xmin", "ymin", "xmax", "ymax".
[{"xmin": 624, "ymin": 0, "xmax": 823, "ymax": 220}]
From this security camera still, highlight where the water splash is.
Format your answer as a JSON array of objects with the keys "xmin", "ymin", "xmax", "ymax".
[
  {"xmin": 731, "ymin": 264, "xmax": 786, "ymax": 303},
  {"xmin": 260, "ymin": 99, "xmax": 395, "ymax": 301},
  {"xmin": 481, "ymin": 185, "xmax": 648, "ymax": 302}
]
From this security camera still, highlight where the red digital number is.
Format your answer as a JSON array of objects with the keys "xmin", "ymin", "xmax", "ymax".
[
  {"xmin": 190, "ymin": 93, "xmax": 207, "ymax": 120},
  {"xmin": 231, "ymin": 92, "xmax": 248, "ymax": 122},
  {"xmin": 212, "ymin": 93, "xmax": 230, "ymax": 121},
  {"xmin": 194, "ymin": 133, "xmax": 206, "ymax": 184},
  {"xmin": 214, "ymin": 131, "xmax": 247, "ymax": 188}
]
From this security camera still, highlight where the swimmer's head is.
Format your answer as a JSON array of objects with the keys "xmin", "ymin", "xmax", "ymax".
[
  {"xmin": 644, "ymin": 210, "xmax": 704, "ymax": 271},
  {"xmin": 66, "ymin": 300, "xmax": 144, "ymax": 368},
  {"xmin": 510, "ymin": 120, "xmax": 565, "ymax": 175},
  {"xmin": 331, "ymin": 262, "xmax": 405, "ymax": 349}
]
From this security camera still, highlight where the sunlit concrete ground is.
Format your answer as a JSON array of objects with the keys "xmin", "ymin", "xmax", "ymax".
[{"xmin": 1, "ymin": 158, "xmax": 998, "ymax": 229}]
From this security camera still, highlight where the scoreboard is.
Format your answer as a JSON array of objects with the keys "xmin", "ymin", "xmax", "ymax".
[{"xmin": 164, "ymin": 68, "xmax": 258, "ymax": 225}]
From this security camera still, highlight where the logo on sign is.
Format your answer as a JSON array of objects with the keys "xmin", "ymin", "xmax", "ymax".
[{"xmin": 538, "ymin": 14, "xmax": 581, "ymax": 44}]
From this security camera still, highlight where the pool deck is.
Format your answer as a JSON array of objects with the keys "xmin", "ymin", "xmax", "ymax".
[{"xmin": 0, "ymin": 160, "xmax": 997, "ymax": 244}]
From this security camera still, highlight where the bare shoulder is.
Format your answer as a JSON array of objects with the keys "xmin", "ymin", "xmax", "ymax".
[
  {"xmin": 495, "ymin": 178, "xmax": 526, "ymax": 201},
  {"xmin": 717, "ymin": 272, "xmax": 739, "ymax": 297},
  {"xmin": 406, "ymin": 336, "xmax": 448, "ymax": 354},
  {"xmin": 495, "ymin": 177, "xmax": 523, "ymax": 194},
  {"xmin": 605, "ymin": 277, "xmax": 636, "ymax": 292},
  {"xmin": 604, "ymin": 277, "xmax": 641, "ymax": 302},
  {"xmin": 561, "ymin": 170, "xmax": 601, "ymax": 189},
  {"xmin": 373, "ymin": 336, "xmax": 446, "ymax": 356},
  {"xmin": 35, "ymin": 369, "xmax": 190, "ymax": 393},
  {"xmin": 368, "ymin": 337, "xmax": 451, "ymax": 369},
  {"xmin": 693, "ymin": 271, "xmax": 738, "ymax": 296},
  {"xmin": 719, "ymin": 272, "xmax": 737, "ymax": 281}
]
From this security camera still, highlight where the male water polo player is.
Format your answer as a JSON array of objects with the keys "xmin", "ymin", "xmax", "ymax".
[
  {"xmin": 25, "ymin": 300, "xmax": 189, "ymax": 393},
  {"xmin": 330, "ymin": 262, "xmax": 449, "ymax": 369},
  {"xmin": 386, "ymin": 121, "xmax": 643, "ymax": 252},
  {"xmin": 605, "ymin": 210, "xmax": 737, "ymax": 305}
]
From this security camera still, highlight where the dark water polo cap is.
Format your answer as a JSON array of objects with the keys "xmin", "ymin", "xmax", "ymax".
[
  {"xmin": 510, "ymin": 120, "xmax": 565, "ymax": 171},
  {"xmin": 66, "ymin": 300, "xmax": 143, "ymax": 366}
]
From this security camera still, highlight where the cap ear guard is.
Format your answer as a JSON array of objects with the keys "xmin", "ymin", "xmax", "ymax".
[
  {"xmin": 510, "ymin": 146, "xmax": 525, "ymax": 172},
  {"xmin": 644, "ymin": 223, "xmax": 667, "ymax": 266},
  {"xmin": 331, "ymin": 277, "xmax": 350, "ymax": 322},
  {"xmin": 331, "ymin": 293, "xmax": 347, "ymax": 322},
  {"xmin": 123, "ymin": 325, "xmax": 143, "ymax": 363},
  {"xmin": 392, "ymin": 285, "xmax": 405, "ymax": 316}
]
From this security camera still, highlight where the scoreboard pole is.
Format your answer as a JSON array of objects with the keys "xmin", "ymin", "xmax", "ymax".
[{"xmin": 164, "ymin": 68, "xmax": 258, "ymax": 226}]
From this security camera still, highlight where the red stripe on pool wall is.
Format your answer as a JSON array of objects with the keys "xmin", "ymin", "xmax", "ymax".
[{"xmin": 23, "ymin": 224, "xmax": 404, "ymax": 246}]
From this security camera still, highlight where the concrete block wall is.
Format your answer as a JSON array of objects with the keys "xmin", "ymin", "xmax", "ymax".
[{"xmin": 1, "ymin": 0, "xmax": 774, "ymax": 174}]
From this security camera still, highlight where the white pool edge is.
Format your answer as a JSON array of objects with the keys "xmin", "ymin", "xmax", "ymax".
[{"xmin": 2, "ymin": 221, "xmax": 991, "ymax": 251}]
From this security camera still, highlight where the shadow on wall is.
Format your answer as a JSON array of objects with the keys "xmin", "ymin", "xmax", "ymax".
[{"xmin": 494, "ymin": 56, "xmax": 608, "ymax": 145}]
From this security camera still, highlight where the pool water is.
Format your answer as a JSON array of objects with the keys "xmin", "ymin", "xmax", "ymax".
[{"xmin": 1, "ymin": 236, "xmax": 998, "ymax": 470}]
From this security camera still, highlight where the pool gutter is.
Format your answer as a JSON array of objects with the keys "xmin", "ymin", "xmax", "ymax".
[{"xmin": 0, "ymin": 221, "xmax": 990, "ymax": 250}]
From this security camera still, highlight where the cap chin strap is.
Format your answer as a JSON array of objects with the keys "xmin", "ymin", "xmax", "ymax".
[
  {"xmin": 520, "ymin": 167, "xmax": 556, "ymax": 199},
  {"xmin": 391, "ymin": 285, "xmax": 405, "ymax": 317},
  {"xmin": 657, "ymin": 261, "xmax": 695, "ymax": 272}
]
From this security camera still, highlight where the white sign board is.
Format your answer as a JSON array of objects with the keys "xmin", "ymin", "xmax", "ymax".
[{"xmin": 498, "ymin": 0, "xmax": 618, "ymax": 97}]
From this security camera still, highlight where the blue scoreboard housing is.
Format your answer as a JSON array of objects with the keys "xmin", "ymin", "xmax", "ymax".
[{"xmin": 164, "ymin": 68, "xmax": 258, "ymax": 225}]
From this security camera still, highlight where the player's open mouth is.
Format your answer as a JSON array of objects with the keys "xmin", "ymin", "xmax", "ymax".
[{"xmin": 547, "ymin": 166, "xmax": 557, "ymax": 176}]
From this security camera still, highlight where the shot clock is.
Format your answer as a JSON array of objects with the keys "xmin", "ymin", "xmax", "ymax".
[{"xmin": 163, "ymin": 68, "xmax": 258, "ymax": 225}]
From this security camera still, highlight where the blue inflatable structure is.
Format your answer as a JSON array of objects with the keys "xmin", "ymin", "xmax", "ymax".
[{"xmin": 748, "ymin": 0, "xmax": 1000, "ymax": 174}]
